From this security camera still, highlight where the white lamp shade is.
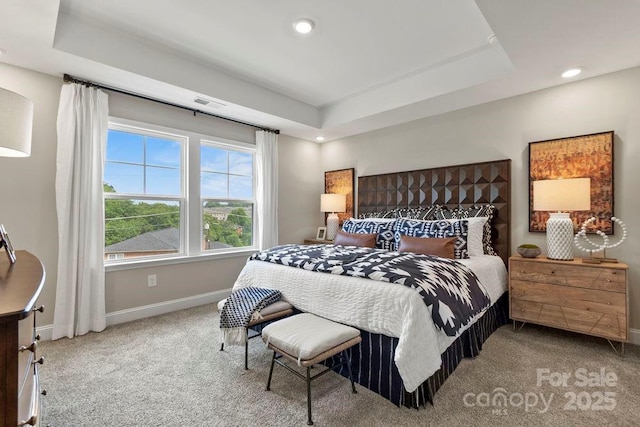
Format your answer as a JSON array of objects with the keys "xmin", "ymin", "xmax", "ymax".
[
  {"xmin": 533, "ymin": 178, "xmax": 590, "ymax": 261},
  {"xmin": 320, "ymin": 193, "xmax": 346, "ymax": 213},
  {"xmin": 0, "ymin": 87, "xmax": 33, "ymax": 157},
  {"xmin": 533, "ymin": 178, "xmax": 590, "ymax": 211}
]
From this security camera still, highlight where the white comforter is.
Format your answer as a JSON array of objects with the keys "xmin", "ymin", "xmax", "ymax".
[{"xmin": 232, "ymin": 255, "xmax": 507, "ymax": 392}]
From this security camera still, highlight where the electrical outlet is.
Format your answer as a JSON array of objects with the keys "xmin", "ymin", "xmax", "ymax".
[{"xmin": 147, "ymin": 274, "xmax": 157, "ymax": 287}]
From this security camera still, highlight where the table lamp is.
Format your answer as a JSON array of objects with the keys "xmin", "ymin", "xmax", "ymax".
[
  {"xmin": 0, "ymin": 87, "xmax": 33, "ymax": 263},
  {"xmin": 320, "ymin": 193, "xmax": 346, "ymax": 241},
  {"xmin": 0, "ymin": 87, "xmax": 33, "ymax": 157},
  {"xmin": 533, "ymin": 178, "xmax": 590, "ymax": 260}
]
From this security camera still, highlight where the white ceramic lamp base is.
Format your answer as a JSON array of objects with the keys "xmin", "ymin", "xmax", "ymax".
[
  {"xmin": 546, "ymin": 212, "xmax": 574, "ymax": 260},
  {"xmin": 326, "ymin": 213, "xmax": 340, "ymax": 241}
]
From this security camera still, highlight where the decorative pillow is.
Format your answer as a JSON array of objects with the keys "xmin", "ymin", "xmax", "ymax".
[
  {"xmin": 436, "ymin": 205, "xmax": 496, "ymax": 255},
  {"xmin": 341, "ymin": 218, "xmax": 397, "ymax": 251},
  {"xmin": 357, "ymin": 210, "xmax": 396, "ymax": 219},
  {"xmin": 464, "ymin": 217, "xmax": 489, "ymax": 257},
  {"xmin": 398, "ymin": 235, "xmax": 456, "ymax": 259},
  {"xmin": 412, "ymin": 216, "xmax": 485, "ymax": 256},
  {"xmin": 395, "ymin": 205, "xmax": 439, "ymax": 220},
  {"xmin": 334, "ymin": 230, "xmax": 377, "ymax": 248},
  {"xmin": 394, "ymin": 218, "xmax": 469, "ymax": 259}
]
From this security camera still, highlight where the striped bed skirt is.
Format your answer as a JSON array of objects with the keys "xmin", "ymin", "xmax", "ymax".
[{"xmin": 323, "ymin": 293, "xmax": 510, "ymax": 408}]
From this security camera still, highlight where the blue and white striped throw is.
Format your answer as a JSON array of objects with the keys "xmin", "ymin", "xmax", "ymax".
[{"xmin": 219, "ymin": 287, "xmax": 282, "ymax": 346}]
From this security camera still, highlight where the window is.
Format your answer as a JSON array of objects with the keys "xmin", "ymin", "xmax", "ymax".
[
  {"xmin": 103, "ymin": 121, "xmax": 256, "ymax": 264},
  {"xmin": 201, "ymin": 142, "xmax": 255, "ymax": 251},
  {"xmin": 104, "ymin": 124, "xmax": 185, "ymax": 261}
]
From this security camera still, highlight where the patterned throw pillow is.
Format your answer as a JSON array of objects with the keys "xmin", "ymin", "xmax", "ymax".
[
  {"xmin": 435, "ymin": 205, "xmax": 496, "ymax": 255},
  {"xmin": 394, "ymin": 218, "xmax": 469, "ymax": 259},
  {"xmin": 395, "ymin": 205, "xmax": 439, "ymax": 220},
  {"xmin": 341, "ymin": 218, "xmax": 397, "ymax": 251}
]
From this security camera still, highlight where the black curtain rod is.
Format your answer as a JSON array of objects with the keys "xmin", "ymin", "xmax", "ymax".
[{"xmin": 62, "ymin": 73, "xmax": 279, "ymax": 134}]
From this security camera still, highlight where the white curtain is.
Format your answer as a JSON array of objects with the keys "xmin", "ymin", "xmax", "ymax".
[
  {"xmin": 52, "ymin": 84, "xmax": 109, "ymax": 339},
  {"xmin": 255, "ymin": 130, "xmax": 278, "ymax": 249}
]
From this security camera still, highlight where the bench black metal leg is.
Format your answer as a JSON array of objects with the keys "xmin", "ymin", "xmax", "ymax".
[
  {"xmin": 343, "ymin": 351, "xmax": 357, "ymax": 394},
  {"xmin": 263, "ymin": 341, "xmax": 359, "ymax": 425},
  {"xmin": 244, "ymin": 340, "xmax": 249, "ymax": 370},
  {"xmin": 306, "ymin": 366, "xmax": 313, "ymax": 426},
  {"xmin": 220, "ymin": 343, "xmax": 224, "ymax": 351},
  {"xmin": 266, "ymin": 351, "xmax": 276, "ymax": 391}
]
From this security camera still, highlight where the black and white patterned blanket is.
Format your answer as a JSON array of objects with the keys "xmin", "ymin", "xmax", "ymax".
[
  {"xmin": 219, "ymin": 287, "xmax": 282, "ymax": 346},
  {"xmin": 250, "ymin": 244, "xmax": 490, "ymax": 336}
]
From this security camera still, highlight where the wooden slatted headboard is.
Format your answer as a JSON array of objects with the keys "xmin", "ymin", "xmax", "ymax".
[{"xmin": 357, "ymin": 159, "xmax": 511, "ymax": 266}]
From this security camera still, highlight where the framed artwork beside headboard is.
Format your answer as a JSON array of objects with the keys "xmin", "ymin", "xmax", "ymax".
[{"xmin": 324, "ymin": 168, "xmax": 355, "ymax": 225}]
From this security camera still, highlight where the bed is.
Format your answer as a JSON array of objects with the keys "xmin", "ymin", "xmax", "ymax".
[{"xmin": 233, "ymin": 159, "xmax": 512, "ymax": 408}]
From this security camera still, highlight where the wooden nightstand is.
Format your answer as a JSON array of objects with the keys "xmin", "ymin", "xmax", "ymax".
[
  {"xmin": 509, "ymin": 256, "xmax": 629, "ymax": 355},
  {"xmin": 303, "ymin": 238, "xmax": 333, "ymax": 245}
]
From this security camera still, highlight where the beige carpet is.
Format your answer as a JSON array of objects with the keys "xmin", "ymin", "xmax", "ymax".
[{"xmin": 40, "ymin": 304, "xmax": 640, "ymax": 426}]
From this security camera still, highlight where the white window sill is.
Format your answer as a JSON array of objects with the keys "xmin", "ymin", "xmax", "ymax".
[{"xmin": 105, "ymin": 247, "xmax": 258, "ymax": 272}]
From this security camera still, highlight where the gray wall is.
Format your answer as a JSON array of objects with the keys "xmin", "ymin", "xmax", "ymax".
[
  {"xmin": 0, "ymin": 63, "xmax": 320, "ymax": 326},
  {"xmin": 3, "ymin": 61, "xmax": 639, "ymax": 334},
  {"xmin": 0, "ymin": 65, "xmax": 60, "ymax": 326},
  {"xmin": 277, "ymin": 134, "xmax": 322, "ymax": 243},
  {"xmin": 318, "ymin": 66, "xmax": 640, "ymax": 331}
]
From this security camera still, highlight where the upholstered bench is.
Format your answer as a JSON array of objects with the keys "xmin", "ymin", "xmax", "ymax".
[
  {"xmin": 218, "ymin": 298, "xmax": 293, "ymax": 369},
  {"xmin": 262, "ymin": 313, "xmax": 362, "ymax": 426}
]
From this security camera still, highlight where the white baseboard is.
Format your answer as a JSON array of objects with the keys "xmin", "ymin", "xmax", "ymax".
[
  {"xmin": 36, "ymin": 288, "xmax": 232, "ymax": 341},
  {"xmin": 36, "ymin": 298, "xmax": 640, "ymax": 347}
]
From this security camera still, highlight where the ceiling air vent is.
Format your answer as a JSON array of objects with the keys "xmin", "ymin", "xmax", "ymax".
[{"xmin": 194, "ymin": 96, "xmax": 226, "ymax": 109}]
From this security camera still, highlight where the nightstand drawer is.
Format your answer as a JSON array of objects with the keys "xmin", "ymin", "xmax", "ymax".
[
  {"xmin": 510, "ymin": 259, "xmax": 626, "ymax": 293},
  {"xmin": 511, "ymin": 280, "xmax": 625, "ymax": 317},
  {"xmin": 511, "ymin": 298, "xmax": 626, "ymax": 340}
]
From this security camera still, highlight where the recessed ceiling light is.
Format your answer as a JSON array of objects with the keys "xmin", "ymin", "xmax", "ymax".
[
  {"xmin": 315, "ymin": 136, "xmax": 325, "ymax": 142},
  {"xmin": 562, "ymin": 67, "xmax": 583, "ymax": 78},
  {"xmin": 293, "ymin": 18, "xmax": 315, "ymax": 34}
]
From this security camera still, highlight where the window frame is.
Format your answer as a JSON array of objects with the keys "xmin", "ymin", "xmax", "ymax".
[
  {"xmin": 104, "ymin": 118, "xmax": 258, "ymax": 270},
  {"xmin": 200, "ymin": 138, "xmax": 257, "ymax": 253}
]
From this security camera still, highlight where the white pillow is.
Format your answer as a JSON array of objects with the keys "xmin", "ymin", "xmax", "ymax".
[
  {"xmin": 464, "ymin": 217, "xmax": 489, "ymax": 257},
  {"xmin": 428, "ymin": 217, "xmax": 487, "ymax": 257}
]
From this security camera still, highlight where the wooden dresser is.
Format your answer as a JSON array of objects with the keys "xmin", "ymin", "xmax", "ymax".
[
  {"xmin": 509, "ymin": 256, "xmax": 628, "ymax": 352},
  {"xmin": 0, "ymin": 251, "xmax": 45, "ymax": 427}
]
